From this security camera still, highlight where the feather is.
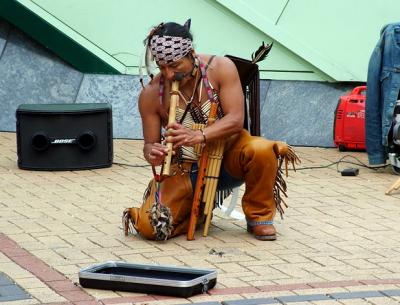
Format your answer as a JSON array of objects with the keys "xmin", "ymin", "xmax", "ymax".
[
  {"xmin": 251, "ymin": 41, "xmax": 273, "ymax": 64},
  {"xmin": 138, "ymin": 45, "xmax": 146, "ymax": 88},
  {"xmin": 184, "ymin": 18, "xmax": 191, "ymax": 30},
  {"xmin": 147, "ymin": 201, "xmax": 173, "ymax": 241},
  {"xmin": 145, "ymin": 44, "xmax": 157, "ymax": 79},
  {"xmin": 139, "ymin": 23, "xmax": 165, "ymax": 86}
]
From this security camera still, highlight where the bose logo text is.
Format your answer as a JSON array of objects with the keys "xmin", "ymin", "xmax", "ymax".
[{"xmin": 51, "ymin": 139, "xmax": 76, "ymax": 144}]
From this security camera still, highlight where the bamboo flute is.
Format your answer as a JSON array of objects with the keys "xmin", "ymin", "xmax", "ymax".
[{"xmin": 162, "ymin": 80, "xmax": 180, "ymax": 176}]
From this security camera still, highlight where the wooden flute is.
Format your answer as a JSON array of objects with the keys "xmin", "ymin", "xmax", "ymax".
[{"xmin": 162, "ymin": 80, "xmax": 180, "ymax": 176}]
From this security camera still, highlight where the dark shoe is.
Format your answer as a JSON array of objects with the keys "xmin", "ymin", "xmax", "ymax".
[{"xmin": 247, "ymin": 224, "xmax": 277, "ymax": 241}]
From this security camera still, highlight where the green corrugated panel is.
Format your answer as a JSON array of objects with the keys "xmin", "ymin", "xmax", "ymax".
[
  {"xmin": 216, "ymin": 0, "xmax": 400, "ymax": 82},
  {"xmin": 0, "ymin": 0, "xmax": 124, "ymax": 73},
  {"xmin": 5, "ymin": 0, "xmax": 384, "ymax": 81},
  {"xmin": 25, "ymin": 0, "xmax": 327, "ymax": 80}
]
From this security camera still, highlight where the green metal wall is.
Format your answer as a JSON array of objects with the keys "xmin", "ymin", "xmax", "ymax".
[
  {"xmin": 217, "ymin": 0, "xmax": 400, "ymax": 81},
  {"xmin": 1, "ymin": 0, "xmax": 399, "ymax": 81}
]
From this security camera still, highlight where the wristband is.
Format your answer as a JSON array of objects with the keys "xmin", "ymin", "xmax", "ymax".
[{"xmin": 200, "ymin": 129, "xmax": 207, "ymax": 143}]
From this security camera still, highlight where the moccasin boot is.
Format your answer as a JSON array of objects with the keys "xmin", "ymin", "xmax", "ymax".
[{"xmin": 247, "ymin": 224, "xmax": 277, "ymax": 241}]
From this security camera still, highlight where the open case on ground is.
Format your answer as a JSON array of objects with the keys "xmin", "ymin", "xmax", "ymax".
[{"xmin": 78, "ymin": 261, "xmax": 217, "ymax": 298}]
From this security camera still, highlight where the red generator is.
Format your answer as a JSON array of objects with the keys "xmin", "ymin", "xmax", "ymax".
[{"xmin": 334, "ymin": 86, "xmax": 366, "ymax": 151}]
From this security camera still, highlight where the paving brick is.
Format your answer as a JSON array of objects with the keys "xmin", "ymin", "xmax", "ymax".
[
  {"xmin": 361, "ymin": 279, "xmax": 400, "ymax": 285},
  {"xmin": 80, "ymin": 287, "xmax": 120, "ymax": 299},
  {"xmin": 0, "ymin": 273, "xmax": 13, "ymax": 286},
  {"xmin": 0, "ymin": 235, "xmax": 19, "ymax": 249},
  {"xmin": 308, "ymin": 280, "xmax": 361, "ymax": 288},
  {"xmin": 222, "ymin": 297, "xmax": 278, "ymax": 304},
  {"xmin": 0, "ymin": 295, "xmax": 30, "ymax": 302},
  {"xmin": 44, "ymin": 302, "xmax": 74, "ymax": 305},
  {"xmin": 58, "ymin": 290, "xmax": 94, "ymax": 302},
  {"xmin": 276, "ymin": 293, "xmax": 332, "ymax": 302},
  {"xmin": 0, "ymin": 262, "xmax": 34, "ymax": 279},
  {"xmin": 15, "ymin": 277, "xmax": 47, "ymax": 289},
  {"xmin": 217, "ymin": 278, "xmax": 250, "ymax": 288},
  {"xmin": 43, "ymin": 302, "xmax": 74, "ymax": 305},
  {"xmin": 14, "ymin": 260, "xmax": 65, "ymax": 282},
  {"xmin": 0, "ymin": 284, "xmax": 29, "ymax": 297},
  {"xmin": 46, "ymin": 280, "xmax": 80, "ymax": 292},
  {"xmin": 73, "ymin": 301, "xmax": 103, "ymax": 305},
  {"xmin": 328, "ymin": 290, "xmax": 384, "ymax": 299},
  {"xmin": 364, "ymin": 297, "xmax": 400, "ymax": 305},
  {"xmin": 312, "ymin": 301, "xmax": 346, "ymax": 305},
  {"xmin": 36, "ymin": 236, "xmax": 72, "ymax": 249},
  {"xmin": 258, "ymin": 283, "xmax": 311, "ymax": 292},
  {"xmin": 189, "ymin": 294, "xmax": 244, "ymax": 304},
  {"xmin": 26, "ymin": 287, "xmax": 65, "ymax": 303},
  {"xmin": 29, "ymin": 249, "xmax": 71, "ymax": 266},
  {"xmin": 346, "ymin": 284, "xmax": 399, "ymax": 292},
  {"xmin": 182, "ymin": 301, "xmax": 221, "ymax": 305},
  {"xmin": 101, "ymin": 295, "xmax": 155, "ymax": 304},
  {"xmin": 380, "ymin": 289, "xmax": 400, "ymax": 297},
  {"xmin": 208, "ymin": 287, "xmax": 260, "ymax": 295}
]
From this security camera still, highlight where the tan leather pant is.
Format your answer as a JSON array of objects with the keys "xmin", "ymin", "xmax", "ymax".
[
  {"xmin": 128, "ymin": 129, "xmax": 281, "ymax": 240},
  {"xmin": 223, "ymin": 129, "xmax": 279, "ymax": 225}
]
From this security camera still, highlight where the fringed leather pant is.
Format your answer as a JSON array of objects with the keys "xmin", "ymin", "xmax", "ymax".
[{"xmin": 126, "ymin": 129, "xmax": 286, "ymax": 240}]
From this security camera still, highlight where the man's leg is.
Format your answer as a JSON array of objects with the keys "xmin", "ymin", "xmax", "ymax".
[
  {"xmin": 127, "ymin": 164, "xmax": 194, "ymax": 240},
  {"xmin": 223, "ymin": 130, "xmax": 279, "ymax": 240}
]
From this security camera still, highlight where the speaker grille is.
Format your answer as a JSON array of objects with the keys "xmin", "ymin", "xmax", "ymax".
[{"xmin": 16, "ymin": 103, "xmax": 113, "ymax": 170}]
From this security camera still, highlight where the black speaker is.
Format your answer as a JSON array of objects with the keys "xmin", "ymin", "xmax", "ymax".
[{"xmin": 16, "ymin": 103, "xmax": 113, "ymax": 170}]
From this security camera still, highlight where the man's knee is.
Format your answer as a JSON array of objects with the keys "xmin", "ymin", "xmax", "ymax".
[
  {"xmin": 243, "ymin": 139, "xmax": 278, "ymax": 164},
  {"xmin": 135, "ymin": 218, "xmax": 157, "ymax": 240},
  {"xmin": 139, "ymin": 230, "xmax": 157, "ymax": 240}
]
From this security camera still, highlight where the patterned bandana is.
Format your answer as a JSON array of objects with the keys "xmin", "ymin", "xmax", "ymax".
[{"xmin": 149, "ymin": 35, "xmax": 193, "ymax": 65}]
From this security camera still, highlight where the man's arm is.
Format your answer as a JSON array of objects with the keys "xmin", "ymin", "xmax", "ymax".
[
  {"xmin": 207, "ymin": 56, "xmax": 244, "ymax": 139},
  {"xmin": 138, "ymin": 86, "xmax": 168, "ymax": 166}
]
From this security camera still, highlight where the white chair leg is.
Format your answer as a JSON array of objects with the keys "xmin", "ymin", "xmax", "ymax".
[{"xmin": 225, "ymin": 187, "xmax": 239, "ymax": 216}]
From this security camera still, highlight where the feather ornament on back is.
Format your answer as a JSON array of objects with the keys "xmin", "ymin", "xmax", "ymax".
[{"xmin": 251, "ymin": 41, "xmax": 273, "ymax": 64}]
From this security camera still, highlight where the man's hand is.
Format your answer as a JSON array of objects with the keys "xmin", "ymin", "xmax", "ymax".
[
  {"xmin": 165, "ymin": 122, "xmax": 204, "ymax": 149},
  {"xmin": 144, "ymin": 143, "xmax": 169, "ymax": 166}
]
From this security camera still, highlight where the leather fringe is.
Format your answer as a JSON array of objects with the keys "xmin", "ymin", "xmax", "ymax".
[
  {"xmin": 274, "ymin": 145, "xmax": 301, "ymax": 218},
  {"xmin": 280, "ymin": 145, "xmax": 301, "ymax": 177},
  {"xmin": 122, "ymin": 208, "xmax": 136, "ymax": 236},
  {"xmin": 215, "ymin": 189, "xmax": 233, "ymax": 208},
  {"xmin": 122, "ymin": 180, "xmax": 153, "ymax": 237},
  {"xmin": 143, "ymin": 179, "xmax": 153, "ymax": 202}
]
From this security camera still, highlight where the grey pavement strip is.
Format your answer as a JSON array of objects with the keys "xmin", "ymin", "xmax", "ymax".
[
  {"xmin": 0, "ymin": 273, "xmax": 31, "ymax": 302},
  {"xmin": 379, "ymin": 289, "xmax": 400, "ymax": 297},
  {"xmin": 276, "ymin": 294, "xmax": 331, "ymax": 303},
  {"xmin": 221, "ymin": 298, "xmax": 278, "ymax": 305},
  {"xmin": 181, "ymin": 301, "xmax": 221, "ymax": 305},
  {"xmin": 188, "ymin": 289, "xmax": 400, "ymax": 305},
  {"xmin": 0, "ymin": 274, "xmax": 12, "ymax": 286},
  {"xmin": 328, "ymin": 290, "xmax": 384, "ymax": 299}
]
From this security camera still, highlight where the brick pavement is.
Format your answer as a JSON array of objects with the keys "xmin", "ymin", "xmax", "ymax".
[{"xmin": 1, "ymin": 131, "xmax": 400, "ymax": 304}]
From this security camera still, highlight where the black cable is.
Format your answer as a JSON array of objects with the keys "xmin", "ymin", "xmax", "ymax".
[
  {"xmin": 291, "ymin": 154, "xmax": 390, "ymax": 172},
  {"xmin": 113, "ymin": 161, "xmax": 360, "ymax": 171},
  {"xmin": 112, "ymin": 162, "xmax": 151, "ymax": 168},
  {"xmin": 113, "ymin": 155, "xmax": 391, "ymax": 172}
]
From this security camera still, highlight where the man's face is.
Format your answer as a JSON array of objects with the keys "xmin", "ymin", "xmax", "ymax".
[{"xmin": 157, "ymin": 55, "xmax": 193, "ymax": 85}]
